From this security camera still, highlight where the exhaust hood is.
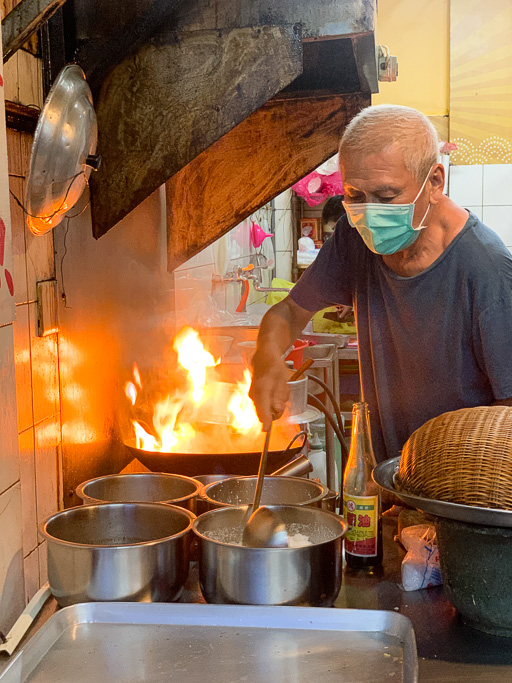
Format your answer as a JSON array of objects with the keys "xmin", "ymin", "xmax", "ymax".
[{"xmin": 45, "ymin": 0, "xmax": 377, "ymax": 266}]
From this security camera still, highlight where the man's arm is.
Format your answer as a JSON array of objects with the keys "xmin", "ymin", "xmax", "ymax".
[
  {"xmin": 249, "ymin": 296, "xmax": 314, "ymax": 430},
  {"xmin": 492, "ymin": 398, "xmax": 512, "ymax": 407}
]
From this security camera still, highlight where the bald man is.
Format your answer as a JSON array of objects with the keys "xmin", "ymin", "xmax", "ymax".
[{"xmin": 250, "ymin": 104, "xmax": 512, "ymax": 462}]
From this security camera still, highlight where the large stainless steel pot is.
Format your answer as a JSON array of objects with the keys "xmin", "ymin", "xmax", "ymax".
[
  {"xmin": 201, "ymin": 475, "xmax": 327, "ymax": 511},
  {"xmin": 40, "ymin": 502, "xmax": 195, "ymax": 607},
  {"xmin": 193, "ymin": 505, "xmax": 347, "ymax": 605},
  {"xmin": 76, "ymin": 472, "xmax": 201, "ymax": 511}
]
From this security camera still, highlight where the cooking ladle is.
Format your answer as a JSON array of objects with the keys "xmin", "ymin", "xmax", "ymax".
[
  {"xmin": 242, "ymin": 358, "xmax": 314, "ymax": 548},
  {"xmin": 242, "ymin": 423, "xmax": 289, "ymax": 547}
]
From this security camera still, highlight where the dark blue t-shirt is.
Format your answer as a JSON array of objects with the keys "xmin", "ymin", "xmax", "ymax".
[{"xmin": 290, "ymin": 212, "xmax": 512, "ymax": 461}]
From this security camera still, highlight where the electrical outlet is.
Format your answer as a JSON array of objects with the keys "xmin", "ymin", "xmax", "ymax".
[
  {"xmin": 377, "ymin": 45, "xmax": 398, "ymax": 82},
  {"xmin": 36, "ymin": 279, "xmax": 58, "ymax": 337}
]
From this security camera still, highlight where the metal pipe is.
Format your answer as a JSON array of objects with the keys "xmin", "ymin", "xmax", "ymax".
[
  {"xmin": 307, "ymin": 393, "xmax": 349, "ymax": 484},
  {"xmin": 306, "ymin": 374, "xmax": 345, "ymax": 438},
  {"xmin": 252, "ymin": 282, "xmax": 291, "ymax": 293}
]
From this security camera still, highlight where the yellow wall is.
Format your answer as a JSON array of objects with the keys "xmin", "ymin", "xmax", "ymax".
[
  {"xmin": 450, "ymin": 0, "xmax": 512, "ymax": 164},
  {"xmin": 373, "ymin": 0, "xmax": 450, "ymax": 118}
]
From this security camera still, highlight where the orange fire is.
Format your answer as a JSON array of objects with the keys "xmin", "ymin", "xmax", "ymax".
[{"xmin": 125, "ymin": 326, "xmax": 261, "ymax": 452}]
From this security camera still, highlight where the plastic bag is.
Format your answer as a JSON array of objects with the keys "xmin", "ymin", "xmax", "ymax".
[{"xmin": 400, "ymin": 524, "xmax": 443, "ymax": 592}]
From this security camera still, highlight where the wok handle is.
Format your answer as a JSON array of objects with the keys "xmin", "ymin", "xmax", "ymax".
[
  {"xmin": 280, "ymin": 429, "xmax": 308, "ymax": 457},
  {"xmin": 271, "ymin": 453, "xmax": 313, "ymax": 478}
]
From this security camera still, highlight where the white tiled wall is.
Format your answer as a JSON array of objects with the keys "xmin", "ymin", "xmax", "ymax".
[
  {"xmin": 0, "ymin": 324, "xmax": 25, "ymax": 632},
  {"xmin": 273, "ymin": 190, "xmax": 293, "ymax": 281},
  {"xmin": 173, "ymin": 190, "xmax": 294, "ymax": 324},
  {"xmin": 0, "ymin": 16, "xmax": 46, "ymax": 628},
  {"xmin": 6, "ymin": 124, "xmax": 60, "ymax": 610},
  {"xmin": 448, "ymin": 164, "xmax": 512, "ymax": 248}
]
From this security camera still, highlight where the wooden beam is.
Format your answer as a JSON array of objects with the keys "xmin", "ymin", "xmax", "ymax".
[
  {"xmin": 165, "ymin": 93, "xmax": 370, "ymax": 272},
  {"xmin": 2, "ymin": 0, "xmax": 67, "ymax": 63},
  {"xmin": 71, "ymin": 0, "xmax": 188, "ymax": 95},
  {"xmin": 5, "ymin": 100, "xmax": 39, "ymax": 133},
  {"xmin": 90, "ymin": 24, "xmax": 303, "ymax": 239}
]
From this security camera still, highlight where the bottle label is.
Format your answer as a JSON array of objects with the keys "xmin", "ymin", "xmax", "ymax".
[{"xmin": 343, "ymin": 493, "xmax": 379, "ymax": 557}]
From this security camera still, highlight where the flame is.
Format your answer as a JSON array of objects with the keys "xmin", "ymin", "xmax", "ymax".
[
  {"xmin": 173, "ymin": 327, "xmax": 218, "ymax": 404},
  {"xmin": 228, "ymin": 369, "xmax": 260, "ymax": 434},
  {"xmin": 132, "ymin": 363, "xmax": 142, "ymax": 389},
  {"xmin": 127, "ymin": 326, "xmax": 262, "ymax": 452},
  {"xmin": 125, "ymin": 381, "xmax": 137, "ymax": 406}
]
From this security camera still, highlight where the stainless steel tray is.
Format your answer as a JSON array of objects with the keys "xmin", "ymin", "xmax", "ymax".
[
  {"xmin": 0, "ymin": 603, "xmax": 418, "ymax": 682},
  {"xmin": 373, "ymin": 456, "xmax": 512, "ymax": 527}
]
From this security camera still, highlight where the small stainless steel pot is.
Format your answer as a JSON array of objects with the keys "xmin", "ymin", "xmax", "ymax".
[
  {"xmin": 287, "ymin": 375, "xmax": 308, "ymax": 416},
  {"xmin": 200, "ymin": 475, "xmax": 327, "ymax": 511},
  {"xmin": 76, "ymin": 472, "xmax": 201, "ymax": 512},
  {"xmin": 40, "ymin": 502, "xmax": 195, "ymax": 607},
  {"xmin": 193, "ymin": 505, "xmax": 347, "ymax": 605}
]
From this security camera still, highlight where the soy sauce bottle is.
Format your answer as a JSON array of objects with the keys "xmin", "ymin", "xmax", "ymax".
[{"xmin": 342, "ymin": 402, "xmax": 383, "ymax": 569}]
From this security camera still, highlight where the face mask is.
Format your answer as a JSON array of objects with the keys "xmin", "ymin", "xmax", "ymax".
[{"xmin": 343, "ymin": 168, "xmax": 433, "ymax": 255}]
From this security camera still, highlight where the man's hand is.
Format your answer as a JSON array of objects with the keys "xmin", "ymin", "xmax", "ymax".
[
  {"xmin": 249, "ymin": 348, "xmax": 290, "ymax": 431},
  {"xmin": 249, "ymin": 296, "xmax": 314, "ymax": 430}
]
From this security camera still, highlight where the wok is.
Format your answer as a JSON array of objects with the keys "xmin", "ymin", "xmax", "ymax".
[{"xmin": 124, "ymin": 431, "xmax": 306, "ymax": 477}]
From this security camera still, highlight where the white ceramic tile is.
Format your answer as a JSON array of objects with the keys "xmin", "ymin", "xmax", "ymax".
[
  {"xmin": 448, "ymin": 165, "xmax": 483, "ymax": 207},
  {"xmin": 0, "ymin": 483, "xmax": 25, "ymax": 632},
  {"xmin": 465, "ymin": 206, "xmax": 483, "ymax": 221},
  {"xmin": 29, "ymin": 302, "xmax": 59, "ymax": 424},
  {"xmin": 13, "ymin": 304, "xmax": 33, "ymax": 433},
  {"xmin": 175, "ymin": 244, "xmax": 214, "ymax": 272},
  {"xmin": 274, "ymin": 209, "xmax": 293, "ymax": 252},
  {"xmin": 19, "ymin": 428, "xmax": 37, "ymax": 557},
  {"xmin": 229, "ymin": 220, "xmax": 252, "ymax": 259},
  {"xmin": 35, "ymin": 416, "xmax": 59, "ymax": 526},
  {"xmin": 38, "ymin": 542, "xmax": 48, "ymax": 587},
  {"xmin": 483, "ymin": 164, "xmax": 512, "ymax": 206},
  {"xmin": 23, "ymin": 549, "xmax": 39, "ymax": 603},
  {"xmin": 24, "ymin": 213, "xmax": 55, "ymax": 302},
  {"xmin": 9, "ymin": 174, "xmax": 29, "ymax": 306},
  {"xmin": 273, "ymin": 189, "xmax": 292, "ymax": 212},
  {"xmin": 275, "ymin": 250, "xmax": 292, "ymax": 281},
  {"xmin": 482, "ymin": 206, "xmax": 512, "ymax": 246},
  {"xmin": 0, "ymin": 324, "xmax": 20, "ymax": 493}
]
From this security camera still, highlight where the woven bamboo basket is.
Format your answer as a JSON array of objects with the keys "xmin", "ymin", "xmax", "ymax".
[{"xmin": 396, "ymin": 406, "xmax": 512, "ymax": 510}]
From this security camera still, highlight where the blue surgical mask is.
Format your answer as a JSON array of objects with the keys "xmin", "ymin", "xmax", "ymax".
[{"xmin": 343, "ymin": 169, "xmax": 433, "ymax": 255}]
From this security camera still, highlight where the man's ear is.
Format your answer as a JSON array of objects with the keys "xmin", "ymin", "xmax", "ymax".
[{"xmin": 429, "ymin": 163, "xmax": 445, "ymax": 204}]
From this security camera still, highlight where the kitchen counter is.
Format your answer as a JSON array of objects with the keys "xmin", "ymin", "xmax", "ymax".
[
  {"xmin": 2, "ymin": 516, "xmax": 511, "ymax": 681},
  {"xmin": 337, "ymin": 516, "xmax": 512, "ymax": 682}
]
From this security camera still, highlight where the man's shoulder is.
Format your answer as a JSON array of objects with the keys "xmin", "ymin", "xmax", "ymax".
[
  {"xmin": 457, "ymin": 213, "xmax": 512, "ymax": 293},
  {"xmin": 459, "ymin": 213, "xmax": 512, "ymax": 263}
]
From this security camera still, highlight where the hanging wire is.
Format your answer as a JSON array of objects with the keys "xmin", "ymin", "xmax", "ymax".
[
  {"xmin": 9, "ymin": 171, "xmax": 87, "ymax": 221},
  {"xmin": 10, "ymin": 171, "xmax": 92, "ymax": 309},
  {"xmin": 60, "ymin": 217, "xmax": 71, "ymax": 308}
]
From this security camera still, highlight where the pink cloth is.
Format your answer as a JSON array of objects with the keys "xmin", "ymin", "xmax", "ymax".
[{"xmin": 292, "ymin": 171, "xmax": 344, "ymax": 206}]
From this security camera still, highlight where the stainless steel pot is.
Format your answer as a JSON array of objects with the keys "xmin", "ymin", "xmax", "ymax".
[
  {"xmin": 200, "ymin": 475, "xmax": 327, "ymax": 511},
  {"xmin": 40, "ymin": 502, "xmax": 195, "ymax": 607},
  {"xmin": 76, "ymin": 472, "xmax": 201, "ymax": 512},
  {"xmin": 191, "ymin": 453, "xmax": 312, "ymax": 489},
  {"xmin": 193, "ymin": 505, "xmax": 347, "ymax": 605},
  {"xmin": 287, "ymin": 375, "xmax": 308, "ymax": 416}
]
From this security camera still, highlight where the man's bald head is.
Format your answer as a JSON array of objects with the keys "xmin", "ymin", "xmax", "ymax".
[{"xmin": 339, "ymin": 105, "xmax": 440, "ymax": 183}]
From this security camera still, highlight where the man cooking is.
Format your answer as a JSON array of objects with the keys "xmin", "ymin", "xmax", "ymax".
[{"xmin": 249, "ymin": 104, "xmax": 512, "ymax": 462}]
